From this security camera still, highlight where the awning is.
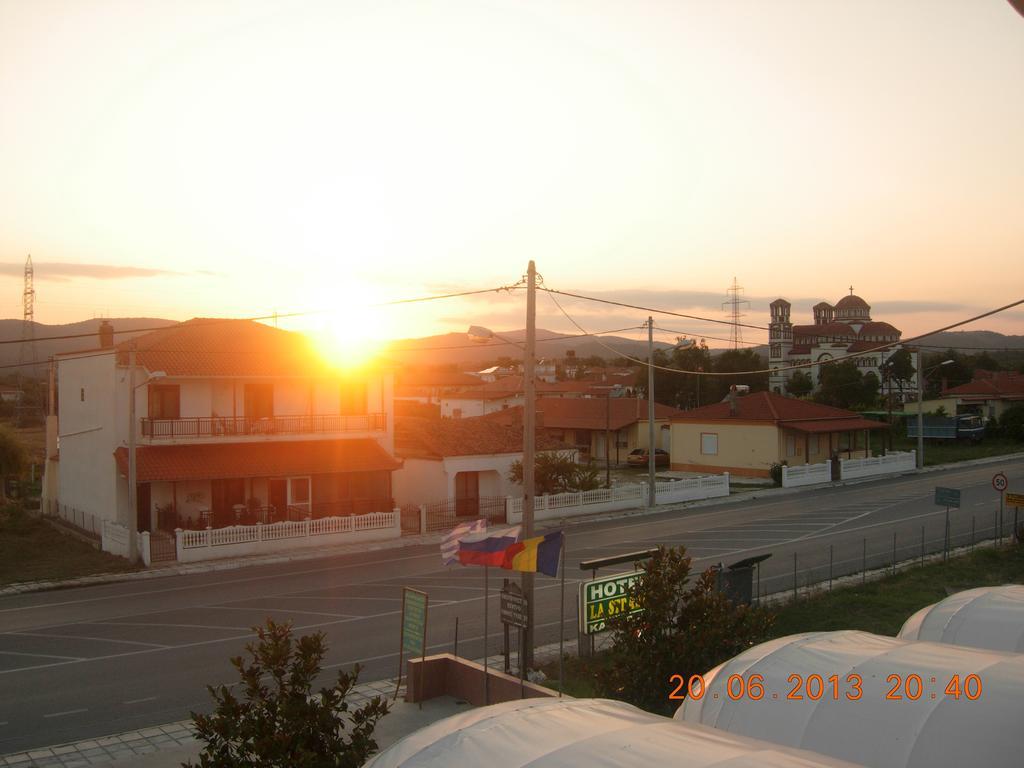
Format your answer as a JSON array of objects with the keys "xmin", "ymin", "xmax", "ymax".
[
  {"xmin": 782, "ymin": 418, "xmax": 889, "ymax": 434},
  {"xmin": 114, "ymin": 439, "xmax": 401, "ymax": 482}
]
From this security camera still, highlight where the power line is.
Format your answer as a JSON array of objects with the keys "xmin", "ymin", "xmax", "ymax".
[
  {"xmin": 385, "ymin": 325, "xmax": 645, "ymax": 354},
  {"xmin": 547, "ymin": 290, "xmax": 1024, "ymax": 378},
  {"xmin": 651, "ymin": 325, "xmax": 761, "ymax": 347},
  {"xmin": 0, "ymin": 285, "xmax": 520, "ymax": 347},
  {"xmin": 541, "ymin": 287, "xmax": 770, "ymax": 332}
]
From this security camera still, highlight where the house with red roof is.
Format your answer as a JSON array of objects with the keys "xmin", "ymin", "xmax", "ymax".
[
  {"xmin": 670, "ymin": 391, "xmax": 887, "ymax": 477},
  {"xmin": 927, "ymin": 370, "xmax": 1024, "ymax": 422},
  {"xmin": 485, "ymin": 397, "xmax": 685, "ymax": 464},
  {"xmin": 52, "ymin": 319, "xmax": 400, "ymax": 560},
  {"xmin": 440, "ymin": 376, "xmax": 631, "ymax": 419},
  {"xmin": 768, "ymin": 290, "xmax": 916, "ymax": 401},
  {"xmin": 392, "ymin": 415, "xmax": 568, "ymax": 512}
]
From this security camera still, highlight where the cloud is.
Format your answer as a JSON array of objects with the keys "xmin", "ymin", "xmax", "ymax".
[{"xmin": 0, "ymin": 261, "xmax": 191, "ymax": 281}]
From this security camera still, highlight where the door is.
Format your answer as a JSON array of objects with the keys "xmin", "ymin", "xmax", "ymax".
[
  {"xmin": 136, "ymin": 483, "xmax": 151, "ymax": 533},
  {"xmin": 269, "ymin": 478, "xmax": 287, "ymax": 521},
  {"xmin": 288, "ymin": 476, "xmax": 311, "ymax": 518},
  {"xmin": 455, "ymin": 471, "xmax": 480, "ymax": 516}
]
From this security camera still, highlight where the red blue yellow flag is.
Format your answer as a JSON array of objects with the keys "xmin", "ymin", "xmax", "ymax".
[
  {"xmin": 501, "ymin": 530, "xmax": 563, "ymax": 577},
  {"xmin": 456, "ymin": 526, "xmax": 521, "ymax": 568}
]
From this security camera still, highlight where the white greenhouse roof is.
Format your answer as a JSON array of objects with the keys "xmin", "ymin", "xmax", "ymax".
[
  {"xmin": 897, "ymin": 585, "xmax": 1024, "ymax": 652},
  {"xmin": 675, "ymin": 630, "xmax": 1024, "ymax": 768},
  {"xmin": 365, "ymin": 697, "xmax": 861, "ymax": 768}
]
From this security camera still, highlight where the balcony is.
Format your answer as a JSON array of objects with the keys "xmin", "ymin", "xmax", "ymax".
[{"xmin": 141, "ymin": 413, "xmax": 387, "ymax": 439}]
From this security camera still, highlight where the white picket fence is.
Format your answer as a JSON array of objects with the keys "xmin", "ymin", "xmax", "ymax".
[
  {"xmin": 506, "ymin": 474, "xmax": 730, "ymax": 524},
  {"xmin": 175, "ymin": 510, "xmax": 400, "ymax": 563},
  {"xmin": 782, "ymin": 462, "xmax": 832, "ymax": 488},
  {"xmin": 840, "ymin": 451, "xmax": 916, "ymax": 480}
]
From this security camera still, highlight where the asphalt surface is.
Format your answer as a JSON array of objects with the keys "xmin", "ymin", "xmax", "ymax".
[{"xmin": 1, "ymin": 457, "xmax": 1022, "ymax": 754}]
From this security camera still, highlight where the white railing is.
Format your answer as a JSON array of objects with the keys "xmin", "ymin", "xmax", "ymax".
[
  {"xmin": 175, "ymin": 510, "xmax": 400, "ymax": 562},
  {"xmin": 507, "ymin": 474, "xmax": 729, "ymax": 523},
  {"xmin": 782, "ymin": 461, "xmax": 832, "ymax": 488},
  {"xmin": 840, "ymin": 451, "xmax": 916, "ymax": 481}
]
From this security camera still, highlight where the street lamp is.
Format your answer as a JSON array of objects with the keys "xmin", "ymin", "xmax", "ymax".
[
  {"xmin": 127, "ymin": 339, "xmax": 165, "ymax": 562},
  {"xmin": 916, "ymin": 356, "xmax": 954, "ymax": 469}
]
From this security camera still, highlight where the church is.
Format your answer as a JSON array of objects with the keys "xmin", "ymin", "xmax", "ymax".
[{"xmin": 768, "ymin": 289, "xmax": 916, "ymax": 400}]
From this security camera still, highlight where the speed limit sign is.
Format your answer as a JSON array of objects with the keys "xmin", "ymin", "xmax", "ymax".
[{"xmin": 993, "ymin": 473, "xmax": 1008, "ymax": 492}]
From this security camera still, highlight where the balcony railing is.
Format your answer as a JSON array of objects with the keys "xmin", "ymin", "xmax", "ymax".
[{"xmin": 141, "ymin": 412, "xmax": 386, "ymax": 439}]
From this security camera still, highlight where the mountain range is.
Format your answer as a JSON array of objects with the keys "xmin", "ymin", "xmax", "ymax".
[{"xmin": 1, "ymin": 318, "xmax": 1021, "ymax": 377}]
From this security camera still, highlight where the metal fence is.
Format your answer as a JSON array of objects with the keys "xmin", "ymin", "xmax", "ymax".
[
  {"xmin": 45, "ymin": 499, "xmax": 103, "ymax": 541},
  {"xmin": 423, "ymin": 496, "xmax": 507, "ymax": 533},
  {"xmin": 752, "ymin": 503, "xmax": 1023, "ymax": 603}
]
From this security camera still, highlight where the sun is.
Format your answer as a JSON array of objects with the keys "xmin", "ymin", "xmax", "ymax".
[{"xmin": 311, "ymin": 303, "xmax": 390, "ymax": 372}]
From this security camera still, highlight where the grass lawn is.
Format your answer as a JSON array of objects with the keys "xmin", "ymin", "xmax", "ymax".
[
  {"xmin": 869, "ymin": 432, "xmax": 1023, "ymax": 466},
  {"xmin": 541, "ymin": 542, "xmax": 1024, "ymax": 699},
  {"xmin": 0, "ymin": 505, "xmax": 141, "ymax": 587}
]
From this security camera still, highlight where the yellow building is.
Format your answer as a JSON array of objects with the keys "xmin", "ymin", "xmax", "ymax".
[{"xmin": 670, "ymin": 391, "xmax": 887, "ymax": 478}]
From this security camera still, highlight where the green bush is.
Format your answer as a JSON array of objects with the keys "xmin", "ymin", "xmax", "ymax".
[
  {"xmin": 597, "ymin": 547, "xmax": 773, "ymax": 715},
  {"xmin": 769, "ymin": 461, "xmax": 786, "ymax": 486},
  {"xmin": 999, "ymin": 404, "xmax": 1024, "ymax": 442},
  {"xmin": 185, "ymin": 619, "xmax": 389, "ymax": 768}
]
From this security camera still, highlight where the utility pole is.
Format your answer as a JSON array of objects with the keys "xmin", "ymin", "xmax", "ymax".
[
  {"xmin": 647, "ymin": 317, "xmax": 656, "ymax": 508},
  {"xmin": 522, "ymin": 261, "xmax": 537, "ymax": 668},
  {"xmin": 605, "ymin": 392, "xmax": 611, "ymax": 488},
  {"xmin": 128, "ymin": 342, "xmax": 140, "ymax": 563},
  {"xmin": 916, "ymin": 349, "xmax": 924, "ymax": 470}
]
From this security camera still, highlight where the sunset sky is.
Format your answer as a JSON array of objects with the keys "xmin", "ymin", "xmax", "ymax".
[{"xmin": 1, "ymin": 0, "xmax": 1022, "ymax": 353}]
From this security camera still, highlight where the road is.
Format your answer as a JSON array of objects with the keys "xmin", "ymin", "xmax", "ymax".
[{"xmin": 1, "ymin": 458, "xmax": 1021, "ymax": 754}]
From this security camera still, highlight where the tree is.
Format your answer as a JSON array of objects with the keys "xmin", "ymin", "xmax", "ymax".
[
  {"xmin": 814, "ymin": 361, "xmax": 864, "ymax": 410},
  {"xmin": 784, "ymin": 370, "xmax": 813, "ymax": 398},
  {"xmin": 597, "ymin": 546, "xmax": 773, "ymax": 715},
  {"xmin": 860, "ymin": 371, "xmax": 881, "ymax": 409},
  {"xmin": 508, "ymin": 451, "xmax": 601, "ymax": 495},
  {"xmin": 882, "ymin": 349, "xmax": 916, "ymax": 402},
  {"xmin": 999, "ymin": 404, "xmax": 1024, "ymax": 442},
  {"xmin": 708, "ymin": 349, "xmax": 768, "ymax": 403},
  {"xmin": 186, "ymin": 619, "xmax": 389, "ymax": 768},
  {"xmin": 0, "ymin": 425, "xmax": 28, "ymax": 503}
]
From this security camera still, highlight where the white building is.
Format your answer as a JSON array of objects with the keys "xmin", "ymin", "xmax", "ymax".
[
  {"xmin": 768, "ymin": 290, "xmax": 917, "ymax": 399},
  {"xmin": 50, "ymin": 319, "xmax": 399, "ymax": 559}
]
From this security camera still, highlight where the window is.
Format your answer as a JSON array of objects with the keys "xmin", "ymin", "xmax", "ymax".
[
  {"xmin": 148, "ymin": 384, "xmax": 180, "ymax": 419},
  {"xmin": 786, "ymin": 435, "xmax": 797, "ymax": 457},
  {"xmin": 244, "ymin": 383, "xmax": 274, "ymax": 419},
  {"xmin": 810, "ymin": 435, "xmax": 820, "ymax": 454},
  {"xmin": 700, "ymin": 433, "xmax": 718, "ymax": 455},
  {"xmin": 80, "ymin": 387, "xmax": 85, "ymax": 402}
]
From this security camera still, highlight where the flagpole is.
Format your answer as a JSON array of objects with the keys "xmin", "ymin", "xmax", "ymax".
[
  {"xmin": 559, "ymin": 531, "xmax": 565, "ymax": 698},
  {"xmin": 484, "ymin": 564, "xmax": 489, "ymax": 706}
]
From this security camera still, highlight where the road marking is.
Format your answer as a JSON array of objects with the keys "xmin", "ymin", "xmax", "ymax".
[
  {"xmin": 0, "ymin": 649, "xmax": 84, "ymax": 660},
  {"xmin": 43, "ymin": 708, "xmax": 88, "ymax": 718},
  {"xmin": 7, "ymin": 631, "xmax": 170, "ymax": 649},
  {"xmin": 211, "ymin": 605, "xmax": 358, "ymax": 619},
  {"xmin": 95, "ymin": 621, "xmax": 251, "ymax": 631},
  {"xmin": 123, "ymin": 696, "xmax": 158, "ymax": 705}
]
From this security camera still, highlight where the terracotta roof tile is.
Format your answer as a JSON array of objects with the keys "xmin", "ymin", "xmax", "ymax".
[
  {"xmin": 113, "ymin": 439, "xmax": 399, "ymax": 482},
  {"xmin": 111, "ymin": 319, "xmax": 333, "ymax": 377},
  {"xmin": 485, "ymin": 397, "xmax": 684, "ymax": 431},
  {"xmin": 394, "ymin": 416, "xmax": 564, "ymax": 458},
  {"xmin": 943, "ymin": 372, "xmax": 1024, "ymax": 398},
  {"xmin": 672, "ymin": 391, "xmax": 871, "ymax": 425}
]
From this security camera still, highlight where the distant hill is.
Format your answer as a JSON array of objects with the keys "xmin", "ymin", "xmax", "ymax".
[
  {"xmin": 0, "ymin": 318, "xmax": 177, "ymax": 378},
  {"xmin": 912, "ymin": 330, "xmax": 1024, "ymax": 351},
  {"xmin": 385, "ymin": 329, "xmax": 675, "ymax": 368}
]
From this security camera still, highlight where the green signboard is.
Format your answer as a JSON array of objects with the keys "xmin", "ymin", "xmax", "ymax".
[
  {"xmin": 401, "ymin": 588, "xmax": 428, "ymax": 657},
  {"xmin": 579, "ymin": 572, "xmax": 643, "ymax": 635},
  {"xmin": 934, "ymin": 487, "xmax": 961, "ymax": 508}
]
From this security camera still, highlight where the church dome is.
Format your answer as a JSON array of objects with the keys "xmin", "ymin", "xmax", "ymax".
[{"xmin": 835, "ymin": 294, "xmax": 870, "ymax": 311}]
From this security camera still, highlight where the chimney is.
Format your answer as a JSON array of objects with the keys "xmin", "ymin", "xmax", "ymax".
[
  {"xmin": 728, "ymin": 385, "xmax": 738, "ymax": 416},
  {"xmin": 98, "ymin": 320, "xmax": 114, "ymax": 349}
]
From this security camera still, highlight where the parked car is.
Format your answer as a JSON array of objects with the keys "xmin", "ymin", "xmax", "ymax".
[{"xmin": 626, "ymin": 448, "xmax": 670, "ymax": 467}]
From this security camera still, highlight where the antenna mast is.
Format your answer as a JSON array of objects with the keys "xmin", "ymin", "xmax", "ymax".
[{"xmin": 722, "ymin": 277, "xmax": 749, "ymax": 349}]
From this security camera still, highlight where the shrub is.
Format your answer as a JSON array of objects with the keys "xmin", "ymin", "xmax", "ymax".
[
  {"xmin": 597, "ymin": 546, "xmax": 773, "ymax": 715},
  {"xmin": 999, "ymin": 404, "xmax": 1024, "ymax": 442},
  {"xmin": 769, "ymin": 461, "xmax": 786, "ymax": 486},
  {"xmin": 185, "ymin": 619, "xmax": 389, "ymax": 768}
]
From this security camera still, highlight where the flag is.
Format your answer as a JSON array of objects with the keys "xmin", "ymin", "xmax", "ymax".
[
  {"xmin": 502, "ymin": 530, "xmax": 564, "ymax": 577},
  {"xmin": 441, "ymin": 518, "xmax": 487, "ymax": 566},
  {"xmin": 457, "ymin": 526, "xmax": 521, "ymax": 568}
]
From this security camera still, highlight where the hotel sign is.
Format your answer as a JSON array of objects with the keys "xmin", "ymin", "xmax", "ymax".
[{"xmin": 579, "ymin": 572, "xmax": 643, "ymax": 635}]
